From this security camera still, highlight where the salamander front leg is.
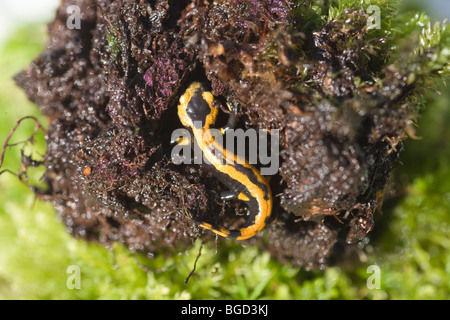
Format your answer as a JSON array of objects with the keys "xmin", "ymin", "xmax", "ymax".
[
  {"xmin": 221, "ymin": 115, "xmax": 237, "ymax": 134},
  {"xmin": 220, "ymin": 103, "xmax": 238, "ymax": 134}
]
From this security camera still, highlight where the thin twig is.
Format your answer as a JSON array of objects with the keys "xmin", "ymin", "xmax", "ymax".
[
  {"xmin": 0, "ymin": 116, "xmax": 47, "ymax": 170},
  {"xmin": 184, "ymin": 241, "xmax": 204, "ymax": 284}
]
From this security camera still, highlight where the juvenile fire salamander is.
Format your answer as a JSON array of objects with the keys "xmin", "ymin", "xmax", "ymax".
[{"xmin": 176, "ymin": 82, "xmax": 272, "ymax": 240}]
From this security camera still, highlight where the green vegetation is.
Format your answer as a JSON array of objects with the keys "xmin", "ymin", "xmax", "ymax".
[{"xmin": 0, "ymin": 1, "xmax": 449, "ymax": 299}]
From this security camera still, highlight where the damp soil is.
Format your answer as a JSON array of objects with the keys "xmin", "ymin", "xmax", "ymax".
[{"xmin": 13, "ymin": 0, "xmax": 418, "ymax": 270}]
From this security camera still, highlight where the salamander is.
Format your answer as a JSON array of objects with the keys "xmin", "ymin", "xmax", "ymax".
[{"xmin": 176, "ymin": 82, "xmax": 272, "ymax": 240}]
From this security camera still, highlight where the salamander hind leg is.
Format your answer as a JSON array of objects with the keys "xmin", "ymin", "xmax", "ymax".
[
  {"xmin": 220, "ymin": 190, "xmax": 250, "ymax": 202},
  {"xmin": 197, "ymin": 221, "xmax": 241, "ymax": 239}
]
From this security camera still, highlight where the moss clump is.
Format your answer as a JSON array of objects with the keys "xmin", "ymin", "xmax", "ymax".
[
  {"xmin": 2, "ymin": 0, "xmax": 449, "ymax": 296},
  {"xmin": 0, "ymin": 23, "xmax": 448, "ymax": 298}
]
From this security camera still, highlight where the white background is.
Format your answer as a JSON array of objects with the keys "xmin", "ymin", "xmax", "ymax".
[{"xmin": 0, "ymin": 0, "xmax": 59, "ymax": 45}]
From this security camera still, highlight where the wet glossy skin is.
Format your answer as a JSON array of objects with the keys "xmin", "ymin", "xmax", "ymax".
[{"xmin": 177, "ymin": 82, "xmax": 272, "ymax": 240}]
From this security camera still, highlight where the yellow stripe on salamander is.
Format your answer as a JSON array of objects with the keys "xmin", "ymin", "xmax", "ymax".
[{"xmin": 177, "ymin": 82, "xmax": 272, "ymax": 240}]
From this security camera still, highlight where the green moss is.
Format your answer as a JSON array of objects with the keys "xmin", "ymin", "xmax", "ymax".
[
  {"xmin": 367, "ymin": 90, "xmax": 450, "ymax": 299},
  {"xmin": 327, "ymin": 0, "xmax": 400, "ymax": 22},
  {"xmin": 106, "ymin": 27, "xmax": 122, "ymax": 63}
]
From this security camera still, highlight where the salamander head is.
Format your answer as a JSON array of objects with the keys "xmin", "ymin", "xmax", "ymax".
[{"xmin": 178, "ymin": 82, "xmax": 217, "ymax": 129}]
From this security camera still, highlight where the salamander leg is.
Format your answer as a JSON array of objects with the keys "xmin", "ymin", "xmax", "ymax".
[
  {"xmin": 220, "ymin": 104, "xmax": 238, "ymax": 134},
  {"xmin": 222, "ymin": 114, "xmax": 237, "ymax": 133},
  {"xmin": 220, "ymin": 190, "xmax": 239, "ymax": 200}
]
